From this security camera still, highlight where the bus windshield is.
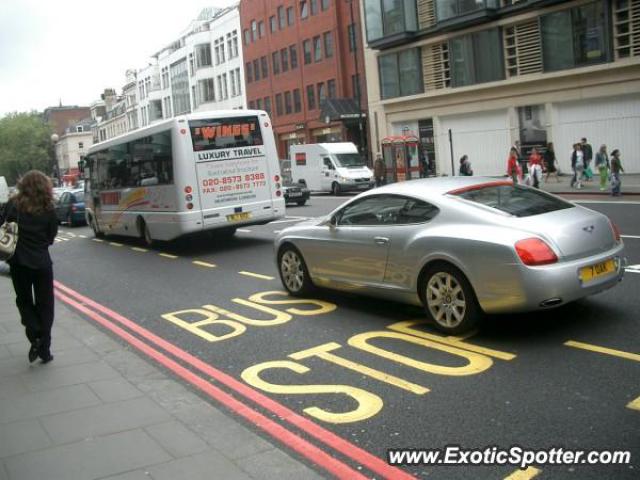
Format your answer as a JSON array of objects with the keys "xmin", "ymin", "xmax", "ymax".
[
  {"xmin": 334, "ymin": 153, "xmax": 365, "ymax": 168},
  {"xmin": 190, "ymin": 116, "xmax": 263, "ymax": 152}
]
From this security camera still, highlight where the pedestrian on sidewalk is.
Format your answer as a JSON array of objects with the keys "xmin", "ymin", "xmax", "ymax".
[
  {"xmin": 374, "ymin": 154, "xmax": 386, "ymax": 187},
  {"xmin": 514, "ymin": 140, "xmax": 527, "ymax": 176},
  {"xmin": 0, "ymin": 171, "xmax": 58, "ymax": 364},
  {"xmin": 581, "ymin": 137, "xmax": 594, "ymax": 182},
  {"xmin": 571, "ymin": 143, "xmax": 584, "ymax": 189},
  {"xmin": 528, "ymin": 147, "xmax": 543, "ymax": 188},
  {"xmin": 610, "ymin": 149, "xmax": 625, "ymax": 197},
  {"xmin": 459, "ymin": 155, "xmax": 473, "ymax": 176},
  {"xmin": 507, "ymin": 147, "xmax": 521, "ymax": 184},
  {"xmin": 595, "ymin": 144, "xmax": 610, "ymax": 191},
  {"xmin": 544, "ymin": 142, "xmax": 559, "ymax": 183}
]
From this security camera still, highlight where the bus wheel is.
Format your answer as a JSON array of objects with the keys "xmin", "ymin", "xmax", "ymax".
[
  {"xmin": 140, "ymin": 219, "xmax": 153, "ymax": 246},
  {"xmin": 331, "ymin": 182, "xmax": 341, "ymax": 196},
  {"xmin": 90, "ymin": 215, "xmax": 104, "ymax": 238}
]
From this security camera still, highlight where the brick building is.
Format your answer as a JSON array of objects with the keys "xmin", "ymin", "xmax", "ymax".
[
  {"xmin": 43, "ymin": 105, "xmax": 91, "ymax": 137},
  {"xmin": 240, "ymin": 0, "xmax": 369, "ymax": 160}
]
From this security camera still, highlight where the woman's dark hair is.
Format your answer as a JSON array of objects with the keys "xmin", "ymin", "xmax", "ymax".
[
  {"xmin": 14, "ymin": 170, "xmax": 55, "ymax": 214},
  {"xmin": 459, "ymin": 155, "xmax": 468, "ymax": 163},
  {"xmin": 547, "ymin": 142, "xmax": 554, "ymax": 149},
  {"xmin": 611, "ymin": 149, "xmax": 620, "ymax": 157}
]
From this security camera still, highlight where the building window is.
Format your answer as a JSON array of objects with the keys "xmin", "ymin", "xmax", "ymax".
[
  {"xmin": 279, "ymin": 6, "xmax": 286, "ymax": 29},
  {"xmin": 303, "ymin": 40, "xmax": 312, "ymax": 64},
  {"xmin": 293, "ymin": 89, "xmax": 302, "ymax": 113},
  {"xmin": 379, "ymin": 47, "xmax": 423, "ymax": 98},
  {"xmin": 161, "ymin": 67, "xmax": 169, "ymax": 89},
  {"xmin": 188, "ymin": 53, "xmax": 195, "ymax": 76},
  {"xmin": 76, "ymin": 126, "xmax": 84, "ymax": 133},
  {"xmin": 322, "ymin": 0, "xmax": 330, "ymax": 11},
  {"xmin": 191, "ymin": 86, "xmax": 197, "ymax": 110},
  {"xmin": 541, "ymin": 1, "xmax": 608, "ymax": 72},
  {"xmin": 449, "ymin": 29, "xmax": 503, "ymax": 87},
  {"xmin": 252, "ymin": 20, "xmax": 258, "ymax": 41},
  {"xmin": 195, "ymin": 43, "xmax": 212, "ymax": 68},
  {"xmin": 287, "ymin": 7, "xmax": 295, "ymax": 26},
  {"xmin": 276, "ymin": 93, "xmax": 283, "ymax": 116},
  {"xmin": 230, "ymin": 70, "xmax": 237, "ymax": 97},
  {"xmin": 244, "ymin": 29, "xmax": 250, "ymax": 45},
  {"xmin": 259, "ymin": 21, "xmax": 265, "ymax": 38},
  {"xmin": 273, "ymin": 52, "xmax": 281, "ymax": 74},
  {"xmin": 327, "ymin": 79, "xmax": 336, "ymax": 98},
  {"xmin": 290, "ymin": 45, "xmax": 298, "ymax": 69},
  {"xmin": 198, "ymin": 78, "xmax": 215, "ymax": 104},
  {"xmin": 256, "ymin": 98, "xmax": 262, "ymax": 110},
  {"xmin": 281, "ymin": 48, "xmax": 289, "ymax": 72},
  {"xmin": 253, "ymin": 59, "xmax": 260, "ymax": 80},
  {"xmin": 170, "ymin": 58, "xmax": 191, "ymax": 115},
  {"xmin": 317, "ymin": 82, "xmax": 326, "ymax": 106},
  {"xmin": 235, "ymin": 68, "xmax": 242, "ymax": 95},
  {"xmin": 78, "ymin": 141, "xmax": 84, "ymax": 149},
  {"xmin": 222, "ymin": 73, "xmax": 229, "ymax": 99},
  {"xmin": 264, "ymin": 97, "xmax": 272, "ymax": 116},
  {"xmin": 323, "ymin": 31, "xmax": 334, "ymax": 58},
  {"xmin": 311, "ymin": 0, "xmax": 318, "ymax": 15},
  {"xmin": 313, "ymin": 36, "xmax": 322, "ymax": 62},
  {"xmin": 307, "ymin": 85, "xmax": 316, "ymax": 109},
  {"xmin": 301, "ymin": 0, "xmax": 309, "ymax": 19},
  {"xmin": 351, "ymin": 74, "xmax": 361, "ymax": 100},
  {"xmin": 435, "ymin": 0, "xmax": 498, "ymax": 22},
  {"xmin": 227, "ymin": 30, "xmax": 239, "ymax": 59},
  {"xmin": 246, "ymin": 62, "xmax": 253, "ymax": 83},
  {"xmin": 284, "ymin": 91, "xmax": 293, "ymax": 114},
  {"xmin": 348, "ymin": 23, "xmax": 356, "ymax": 52},
  {"xmin": 261, "ymin": 56, "xmax": 269, "ymax": 78},
  {"xmin": 249, "ymin": 100, "xmax": 255, "ymax": 109},
  {"xmin": 270, "ymin": 15, "xmax": 277, "ymax": 32},
  {"xmin": 364, "ymin": 0, "xmax": 418, "ymax": 42}
]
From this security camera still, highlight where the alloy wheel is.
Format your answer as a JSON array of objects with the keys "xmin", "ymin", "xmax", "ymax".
[
  {"xmin": 426, "ymin": 272, "xmax": 466, "ymax": 329},
  {"xmin": 280, "ymin": 250, "xmax": 304, "ymax": 293}
]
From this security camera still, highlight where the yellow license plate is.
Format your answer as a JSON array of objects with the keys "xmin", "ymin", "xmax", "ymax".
[
  {"xmin": 226, "ymin": 212, "xmax": 251, "ymax": 222},
  {"xmin": 580, "ymin": 259, "xmax": 615, "ymax": 283}
]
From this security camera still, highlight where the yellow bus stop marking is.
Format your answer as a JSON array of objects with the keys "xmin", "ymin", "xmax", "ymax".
[
  {"xmin": 239, "ymin": 271, "xmax": 274, "ymax": 280},
  {"xmin": 159, "ymin": 253, "xmax": 178, "ymax": 259},
  {"xmin": 193, "ymin": 260, "xmax": 217, "ymax": 268},
  {"xmin": 92, "ymin": 238, "xmax": 104, "ymax": 243},
  {"xmin": 109, "ymin": 242, "xmax": 123, "ymax": 247},
  {"xmin": 627, "ymin": 395, "xmax": 640, "ymax": 411},
  {"xmin": 131, "ymin": 247, "xmax": 148, "ymax": 252},
  {"xmin": 505, "ymin": 467, "xmax": 541, "ymax": 480},
  {"xmin": 78, "ymin": 234, "xmax": 88, "ymax": 239},
  {"xmin": 564, "ymin": 340, "xmax": 640, "ymax": 362}
]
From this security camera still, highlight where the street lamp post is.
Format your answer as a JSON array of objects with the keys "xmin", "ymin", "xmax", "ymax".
[
  {"xmin": 50, "ymin": 133, "xmax": 60, "ymax": 186},
  {"xmin": 348, "ymin": 0, "xmax": 365, "ymax": 162}
]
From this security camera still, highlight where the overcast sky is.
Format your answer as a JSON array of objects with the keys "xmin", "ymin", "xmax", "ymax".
[{"xmin": 0, "ymin": 0, "xmax": 235, "ymax": 117}]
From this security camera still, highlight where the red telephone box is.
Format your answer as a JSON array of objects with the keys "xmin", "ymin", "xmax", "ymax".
[{"xmin": 381, "ymin": 134, "xmax": 420, "ymax": 183}]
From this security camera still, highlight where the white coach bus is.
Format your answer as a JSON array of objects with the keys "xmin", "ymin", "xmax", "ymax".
[{"xmin": 84, "ymin": 110, "xmax": 285, "ymax": 244}]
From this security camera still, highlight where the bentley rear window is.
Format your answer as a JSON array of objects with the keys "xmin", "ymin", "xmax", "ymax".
[{"xmin": 451, "ymin": 184, "xmax": 573, "ymax": 217}]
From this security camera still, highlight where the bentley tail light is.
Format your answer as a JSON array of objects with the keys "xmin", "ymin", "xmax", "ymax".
[
  {"xmin": 609, "ymin": 220, "xmax": 621, "ymax": 243},
  {"xmin": 515, "ymin": 238, "xmax": 558, "ymax": 266}
]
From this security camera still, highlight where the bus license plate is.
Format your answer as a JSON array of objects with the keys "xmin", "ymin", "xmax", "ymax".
[
  {"xmin": 580, "ymin": 259, "xmax": 615, "ymax": 284},
  {"xmin": 227, "ymin": 212, "xmax": 251, "ymax": 222}
]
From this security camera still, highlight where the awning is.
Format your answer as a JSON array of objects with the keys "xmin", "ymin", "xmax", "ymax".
[{"xmin": 319, "ymin": 98, "xmax": 366, "ymax": 123}]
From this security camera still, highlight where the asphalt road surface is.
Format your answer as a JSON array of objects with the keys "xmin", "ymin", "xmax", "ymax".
[{"xmin": 50, "ymin": 194, "xmax": 639, "ymax": 479}]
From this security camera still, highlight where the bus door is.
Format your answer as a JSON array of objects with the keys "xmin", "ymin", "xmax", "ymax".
[{"xmin": 189, "ymin": 116, "xmax": 271, "ymax": 226}]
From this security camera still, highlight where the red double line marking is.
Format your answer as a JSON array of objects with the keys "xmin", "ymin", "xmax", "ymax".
[{"xmin": 54, "ymin": 281, "xmax": 414, "ymax": 480}]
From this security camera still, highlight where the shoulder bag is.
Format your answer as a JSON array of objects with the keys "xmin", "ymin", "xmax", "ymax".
[{"xmin": 0, "ymin": 206, "xmax": 18, "ymax": 261}]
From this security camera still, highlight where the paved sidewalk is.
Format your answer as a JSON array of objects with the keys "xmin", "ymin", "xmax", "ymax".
[
  {"xmin": 539, "ymin": 173, "xmax": 640, "ymax": 196},
  {"xmin": 0, "ymin": 277, "xmax": 323, "ymax": 480}
]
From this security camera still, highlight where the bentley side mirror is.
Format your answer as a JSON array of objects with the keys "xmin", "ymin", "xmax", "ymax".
[{"xmin": 329, "ymin": 215, "xmax": 338, "ymax": 228}]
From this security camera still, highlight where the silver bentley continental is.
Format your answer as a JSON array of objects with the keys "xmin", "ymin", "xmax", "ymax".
[{"xmin": 275, "ymin": 178, "xmax": 625, "ymax": 334}]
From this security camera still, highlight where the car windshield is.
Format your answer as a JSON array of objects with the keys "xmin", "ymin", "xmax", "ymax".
[
  {"xmin": 334, "ymin": 153, "xmax": 365, "ymax": 168},
  {"xmin": 452, "ymin": 184, "xmax": 574, "ymax": 217}
]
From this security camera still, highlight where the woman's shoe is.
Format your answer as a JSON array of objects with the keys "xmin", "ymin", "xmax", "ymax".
[
  {"xmin": 28, "ymin": 339, "xmax": 42, "ymax": 363},
  {"xmin": 39, "ymin": 352, "xmax": 54, "ymax": 364}
]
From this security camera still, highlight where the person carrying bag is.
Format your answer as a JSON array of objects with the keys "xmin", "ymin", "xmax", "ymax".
[{"xmin": 0, "ymin": 171, "xmax": 58, "ymax": 364}]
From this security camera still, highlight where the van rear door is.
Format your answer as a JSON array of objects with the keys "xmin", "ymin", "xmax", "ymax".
[{"xmin": 189, "ymin": 116, "xmax": 273, "ymax": 226}]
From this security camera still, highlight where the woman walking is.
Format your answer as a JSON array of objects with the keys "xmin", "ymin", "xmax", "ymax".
[
  {"xmin": 0, "ymin": 171, "xmax": 58, "ymax": 363},
  {"xmin": 595, "ymin": 145, "xmax": 609, "ymax": 191},
  {"xmin": 528, "ymin": 148, "xmax": 543, "ymax": 188},
  {"xmin": 610, "ymin": 149, "xmax": 624, "ymax": 197},
  {"xmin": 571, "ymin": 143, "xmax": 584, "ymax": 189},
  {"xmin": 507, "ymin": 147, "xmax": 521, "ymax": 184},
  {"xmin": 459, "ymin": 155, "xmax": 473, "ymax": 176},
  {"xmin": 544, "ymin": 142, "xmax": 559, "ymax": 182}
]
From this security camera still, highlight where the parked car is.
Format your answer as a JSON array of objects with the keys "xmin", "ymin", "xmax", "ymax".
[
  {"xmin": 283, "ymin": 181, "xmax": 310, "ymax": 206},
  {"xmin": 55, "ymin": 189, "xmax": 86, "ymax": 226},
  {"xmin": 275, "ymin": 177, "xmax": 625, "ymax": 334}
]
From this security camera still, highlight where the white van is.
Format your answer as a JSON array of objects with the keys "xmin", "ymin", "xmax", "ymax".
[
  {"xmin": 289, "ymin": 143, "xmax": 374, "ymax": 195},
  {"xmin": 0, "ymin": 176, "xmax": 9, "ymax": 206}
]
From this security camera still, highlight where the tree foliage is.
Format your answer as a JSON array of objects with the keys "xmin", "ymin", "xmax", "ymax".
[{"xmin": 0, "ymin": 112, "xmax": 54, "ymax": 185}]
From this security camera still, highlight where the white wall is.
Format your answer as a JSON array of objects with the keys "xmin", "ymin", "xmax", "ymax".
[
  {"xmin": 552, "ymin": 94, "xmax": 640, "ymax": 174},
  {"xmin": 436, "ymin": 109, "xmax": 511, "ymax": 176}
]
